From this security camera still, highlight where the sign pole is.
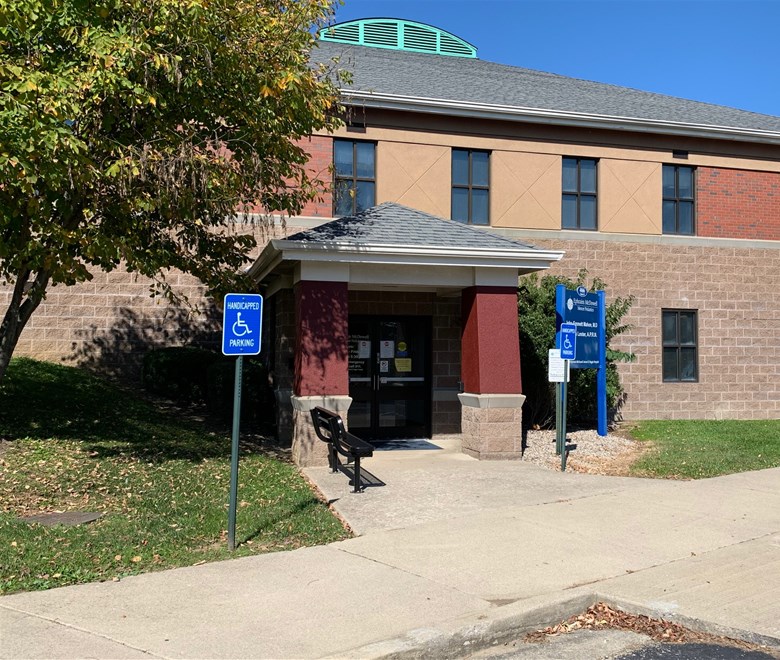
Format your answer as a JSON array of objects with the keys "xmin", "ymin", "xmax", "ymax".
[
  {"xmin": 596, "ymin": 289, "xmax": 608, "ymax": 436},
  {"xmin": 561, "ymin": 367, "xmax": 569, "ymax": 471},
  {"xmin": 221, "ymin": 291, "xmax": 263, "ymax": 552},
  {"xmin": 555, "ymin": 381, "xmax": 562, "ymax": 456},
  {"xmin": 228, "ymin": 354, "xmax": 243, "ymax": 552}
]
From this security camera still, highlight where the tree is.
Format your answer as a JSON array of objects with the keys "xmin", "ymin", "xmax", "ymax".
[
  {"xmin": 518, "ymin": 270, "xmax": 635, "ymax": 428},
  {"xmin": 0, "ymin": 0, "xmax": 343, "ymax": 382}
]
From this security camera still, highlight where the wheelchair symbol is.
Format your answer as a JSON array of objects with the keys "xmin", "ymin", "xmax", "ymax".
[
  {"xmin": 563, "ymin": 335, "xmax": 573, "ymax": 350},
  {"xmin": 232, "ymin": 312, "xmax": 252, "ymax": 337}
]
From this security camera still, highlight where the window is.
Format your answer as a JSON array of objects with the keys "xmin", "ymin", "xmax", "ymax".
[
  {"xmin": 562, "ymin": 157, "xmax": 597, "ymax": 230},
  {"xmin": 663, "ymin": 165, "xmax": 695, "ymax": 235},
  {"xmin": 452, "ymin": 149, "xmax": 489, "ymax": 225},
  {"xmin": 662, "ymin": 310, "xmax": 698, "ymax": 382},
  {"xmin": 334, "ymin": 140, "xmax": 375, "ymax": 216}
]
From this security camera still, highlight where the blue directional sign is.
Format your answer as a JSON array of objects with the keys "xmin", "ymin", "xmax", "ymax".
[
  {"xmin": 561, "ymin": 287, "xmax": 601, "ymax": 369},
  {"xmin": 559, "ymin": 323, "xmax": 577, "ymax": 360},
  {"xmin": 222, "ymin": 293, "xmax": 263, "ymax": 356}
]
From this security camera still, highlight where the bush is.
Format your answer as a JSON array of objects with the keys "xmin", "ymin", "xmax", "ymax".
[
  {"xmin": 142, "ymin": 346, "xmax": 222, "ymax": 401},
  {"xmin": 518, "ymin": 269, "xmax": 635, "ymax": 428},
  {"xmin": 142, "ymin": 348, "xmax": 274, "ymax": 428},
  {"xmin": 205, "ymin": 357, "xmax": 274, "ymax": 426}
]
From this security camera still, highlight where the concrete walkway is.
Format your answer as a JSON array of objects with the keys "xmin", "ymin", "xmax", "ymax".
[{"xmin": 2, "ymin": 438, "xmax": 779, "ymax": 659}]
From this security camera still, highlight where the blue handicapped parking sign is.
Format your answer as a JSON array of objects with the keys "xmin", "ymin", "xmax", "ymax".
[
  {"xmin": 222, "ymin": 293, "xmax": 263, "ymax": 356},
  {"xmin": 559, "ymin": 322, "xmax": 577, "ymax": 360}
]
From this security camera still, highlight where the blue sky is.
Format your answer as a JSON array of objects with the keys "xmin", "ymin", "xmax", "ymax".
[{"xmin": 331, "ymin": 0, "xmax": 780, "ymax": 118}]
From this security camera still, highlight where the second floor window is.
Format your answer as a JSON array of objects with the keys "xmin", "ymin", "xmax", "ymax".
[
  {"xmin": 334, "ymin": 140, "xmax": 375, "ymax": 216},
  {"xmin": 562, "ymin": 157, "xmax": 597, "ymax": 230},
  {"xmin": 663, "ymin": 165, "xmax": 695, "ymax": 235},
  {"xmin": 452, "ymin": 149, "xmax": 489, "ymax": 225}
]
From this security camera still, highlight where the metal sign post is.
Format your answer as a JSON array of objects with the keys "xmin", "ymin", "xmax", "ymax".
[
  {"xmin": 221, "ymin": 293, "xmax": 263, "ymax": 551},
  {"xmin": 548, "ymin": 349, "xmax": 569, "ymax": 457}
]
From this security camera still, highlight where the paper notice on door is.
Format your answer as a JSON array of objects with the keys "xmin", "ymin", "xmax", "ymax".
[
  {"xmin": 394, "ymin": 358, "xmax": 412, "ymax": 372},
  {"xmin": 357, "ymin": 340, "xmax": 370, "ymax": 359},
  {"xmin": 379, "ymin": 360, "xmax": 389, "ymax": 373},
  {"xmin": 380, "ymin": 341, "xmax": 394, "ymax": 358}
]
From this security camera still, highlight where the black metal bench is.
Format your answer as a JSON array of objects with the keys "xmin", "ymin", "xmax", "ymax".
[{"xmin": 310, "ymin": 407, "xmax": 374, "ymax": 493}]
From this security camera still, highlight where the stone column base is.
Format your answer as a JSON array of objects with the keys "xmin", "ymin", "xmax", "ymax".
[
  {"xmin": 290, "ymin": 395, "xmax": 352, "ymax": 467},
  {"xmin": 458, "ymin": 393, "xmax": 526, "ymax": 460}
]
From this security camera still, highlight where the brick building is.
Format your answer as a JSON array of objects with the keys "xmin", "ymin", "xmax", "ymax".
[
  {"xmin": 6, "ymin": 18, "xmax": 779, "ymax": 464},
  {"xmin": 264, "ymin": 18, "xmax": 779, "ymax": 460}
]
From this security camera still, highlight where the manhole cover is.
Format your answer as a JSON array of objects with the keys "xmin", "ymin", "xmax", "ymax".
[{"xmin": 19, "ymin": 511, "xmax": 103, "ymax": 527}]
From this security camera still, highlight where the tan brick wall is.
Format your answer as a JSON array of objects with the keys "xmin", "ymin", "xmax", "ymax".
[
  {"xmin": 4, "ymin": 269, "xmax": 221, "ymax": 379},
  {"xmin": 527, "ymin": 237, "xmax": 780, "ymax": 420},
  {"xmin": 461, "ymin": 404, "xmax": 523, "ymax": 459},
  {"xmin": 2, "ymin": 223, "xmax": 282, "ymax": 379}
]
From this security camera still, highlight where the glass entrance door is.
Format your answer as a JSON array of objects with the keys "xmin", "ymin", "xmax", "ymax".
[{"xmin": 348, "ymin": 316, "xmax": 431, "ymax": 441}]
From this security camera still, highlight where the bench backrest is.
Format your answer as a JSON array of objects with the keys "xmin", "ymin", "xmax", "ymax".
[{"xmin": 310, "ymin": 407, "xmax": 341, "ymax": 445}]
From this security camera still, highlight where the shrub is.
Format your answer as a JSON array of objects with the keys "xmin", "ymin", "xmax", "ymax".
[
  {"xmin": 142, "ymin": 346, "xmax": 222, "ymax": 401},
  {"xmin": 142, "ymin": 347, "xmax": 274, "ymax": 428},
  {"xmin": 205, "ymin": 357, "xmax": 274, "ymax": 426},
  {"xmin": 518, "ymin": 269, "xmax": 635, "ymax": 428}
]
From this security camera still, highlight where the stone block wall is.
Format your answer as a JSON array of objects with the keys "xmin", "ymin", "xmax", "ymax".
[
  {"xmin": 5, "ymin": 269, "xmax": 221, "ymax": 379},
  {"xmin": 2, "ymin": 222, "xmax": 281, "ymax": 380},
  {"xmin": 529, "ymin": 237, "xmax": 780, "ymax": 420}
]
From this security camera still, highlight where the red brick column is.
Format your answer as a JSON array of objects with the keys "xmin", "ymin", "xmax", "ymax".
[
  {"xmin": 291, "ymin": 280, "xmax": 351, "ymax": 466},
  {"xmin": 459, "ymin": 286, "xmax": 525, "ymax": 460}
]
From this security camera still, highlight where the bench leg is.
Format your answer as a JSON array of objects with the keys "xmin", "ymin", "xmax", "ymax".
[
  {"xmin": 352, "ymin": 456, "xmax": 363, "ymax": 493},
  {"xmin": 329, "ymin": 444, "xmax": 338, "ymax": 473}
]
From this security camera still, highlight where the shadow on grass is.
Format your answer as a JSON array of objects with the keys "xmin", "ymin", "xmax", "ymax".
[
  {"xmin": 0, "ymin": 358, "xmax": 266, "ymax": 462},
  {"xmin": 240, "ymin": 497, "xmax": 323, "ymax": 546}
]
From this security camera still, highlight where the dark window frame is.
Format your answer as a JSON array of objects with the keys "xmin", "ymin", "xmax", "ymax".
[
  {"xmin": 451, "ymin": 148, "xmax": 490, "ymax": 225},
  {"xmin": 333, "ymin": 139, "xmax": 376, "ymax": 216},
  {"xmin": 662, "ymin": 309, "xmax": 699, "ymax": 383},
  {"xmin": 662, "ymin": 164, "xmax": 696, "ymax": 235},
  {"xmin": 562, "ymin": 157, "xmax": 598, "ymax": 230}
]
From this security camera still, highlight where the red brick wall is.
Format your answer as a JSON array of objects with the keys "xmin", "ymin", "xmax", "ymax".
[
  {"xmin": 697, "ymin": 167, "xmax": 780, "ymax": 240},
  {"xmin": 298, "ymin": 135, "xmax": 333, "ymax": 217}
]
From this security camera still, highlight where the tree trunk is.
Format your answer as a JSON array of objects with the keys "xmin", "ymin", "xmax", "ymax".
[{"xmin": 0, "ymin": 268, "xmax": 51, "ymax": 383}]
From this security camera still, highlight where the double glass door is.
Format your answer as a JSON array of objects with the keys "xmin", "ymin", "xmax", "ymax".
[{"xmin": 348, "ymin": 316, "xmax": 431, "ymax": 441}]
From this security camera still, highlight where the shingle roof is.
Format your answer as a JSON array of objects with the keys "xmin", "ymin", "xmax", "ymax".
[
  {"xmin": 286, "ymin": 202, "xmax": 538, "ymax": 251},
  {"xmin": 314, "ymin": 40, "xmax": 780, "ymax": 134}
]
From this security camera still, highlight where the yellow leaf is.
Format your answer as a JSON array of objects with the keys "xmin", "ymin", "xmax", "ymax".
[
  {"xmin": 131, "ymin": 556, "xmax": 142, "ymax": 563},
  {"xmin": 114, "ymin": 554, "xmax": 122, "ymax": 561},
  {"xmin": 148, "ymin": 96, "xmax": 156, "ymax": 106}
]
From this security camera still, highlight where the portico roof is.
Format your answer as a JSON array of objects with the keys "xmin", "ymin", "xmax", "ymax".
[{"xmin": 249, "ymin": 203, "xmax": 564, "ymax": 293}]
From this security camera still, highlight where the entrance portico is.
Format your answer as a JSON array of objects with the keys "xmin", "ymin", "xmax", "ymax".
[{"xmin": 249, "ymin": 203, "xmax": 563, "ymax": 466}]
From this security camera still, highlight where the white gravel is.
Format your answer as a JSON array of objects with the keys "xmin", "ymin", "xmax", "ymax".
[{"xmin": 521, "ymin": 428, "xmax": 641, "ymax": 472}]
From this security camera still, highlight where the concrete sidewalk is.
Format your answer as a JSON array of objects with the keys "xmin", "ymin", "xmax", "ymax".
[{"xmin": 2, "ymin": 439, "xmax": 779, "ymax": 659}]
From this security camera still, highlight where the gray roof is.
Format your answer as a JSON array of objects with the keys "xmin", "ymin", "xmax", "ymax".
[
  {"xmin": 314, "ymin": 40, "xmax": 780, "ymax": 134},
  {"xmin": 286, "ymin": 202, "xmax": 538, "ymax": 251}
]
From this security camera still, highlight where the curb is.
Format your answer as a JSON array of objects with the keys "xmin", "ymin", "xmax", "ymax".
[{"xmin": 332, "ymin": 589, "xmax": 780, "ymax": 659}]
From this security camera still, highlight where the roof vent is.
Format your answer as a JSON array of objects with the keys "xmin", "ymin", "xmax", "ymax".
[{"xmin": 319, "ymin": 18, "xmax": 477, "ymax": 58}]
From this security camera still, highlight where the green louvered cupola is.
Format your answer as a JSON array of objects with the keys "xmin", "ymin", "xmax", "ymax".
[{"xmin": 319, "ymin": 18, "xmax": 477, "ymax": 58}]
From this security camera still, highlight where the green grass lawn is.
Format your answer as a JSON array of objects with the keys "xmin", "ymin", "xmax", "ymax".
[
  {"xmin": 628, "ymin": 419, "xmax": 780, "ymax": 479},
  {"xmin": 0, "ymin": 358, "xmax": 349, "ymax": 594}
]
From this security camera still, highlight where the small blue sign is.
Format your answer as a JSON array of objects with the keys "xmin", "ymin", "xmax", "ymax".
[
  {"xmin": 560, "ymin": 323, "xmax": 577, "ymax": 360},
  {"xmin": 222, "ymin": 293, "xmax": 263, "ymax": 356}
]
